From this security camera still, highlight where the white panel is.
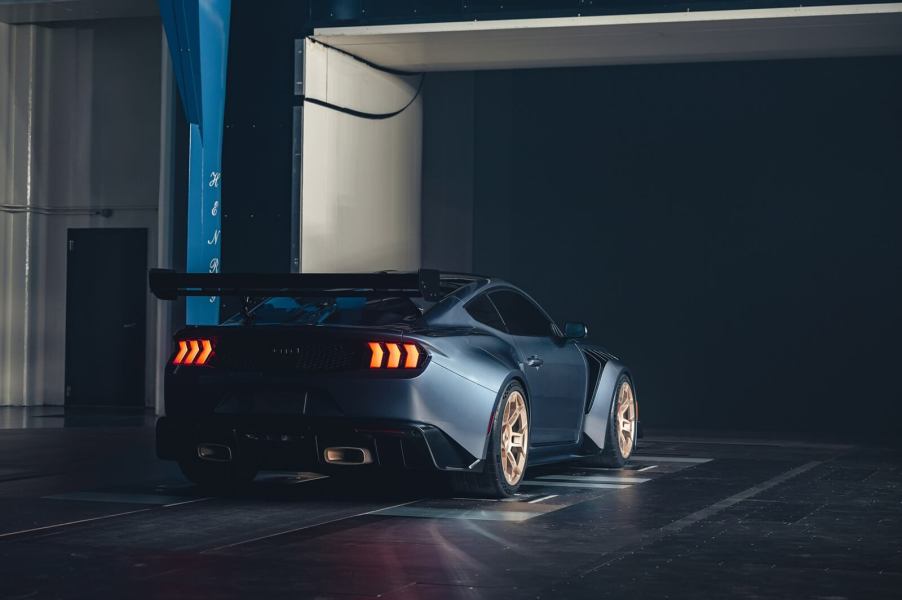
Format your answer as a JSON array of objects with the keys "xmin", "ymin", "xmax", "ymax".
[
  {"xmin": 313, "ymin": 3, "xmax": 902, "ymax": 71},
  {"xmin": 300, "ymin": 38, "xmax": 422, "ymax": 273}
]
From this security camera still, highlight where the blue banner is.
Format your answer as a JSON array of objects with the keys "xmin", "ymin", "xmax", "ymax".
[{"xmin": 160, "ymin": 0, "xmax": 231, "ymax": 324}]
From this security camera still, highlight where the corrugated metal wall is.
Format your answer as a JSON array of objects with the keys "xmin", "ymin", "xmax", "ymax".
[{"xmin": 0, "ymin": 18, "xmax": 164, "ymax": 407}]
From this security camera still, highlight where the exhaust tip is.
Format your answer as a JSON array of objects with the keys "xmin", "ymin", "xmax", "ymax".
[
  {"xmin": 324, "ymin": 446, "xmax": 373, "ymax": 465},
  {"xmin": 197, "ymin": 443, "xmax": 232, "ymax": 462}
]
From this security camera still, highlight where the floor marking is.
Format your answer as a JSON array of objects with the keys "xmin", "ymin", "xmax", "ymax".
[
  {"xmin": 256, "ymin": 472, "xmax": 329, "ymax": 484},
  {"xmin": 0, "ymin": 508, "xmax": 153, "ymax": 540},
  {"xmin": 630, "ymin": 455, "xmax": 713, "ymax": 464},
  {"xmin": 637, "ymin": 465, "xmax": 658, "ymax": 472},
  {"xmin": 536, "ymin": 474, "xmax": 650, "ymax": 484},
  {"xmin": 658, "ymin": 461, "xmax": 821, "ymax": 534},
  {"xmin": 520, "ymin": 481, "xmax": 629, "ymax": 490},
  {"xmin": 162, "ymin": 497, "xmax": 213, "ymax": 508},
  {"xmin": 45, "ymin": 491, "xmax": 193, "ymax": 505},
  {"xmin": 287, "ymin": 474, "xmax": 329, "ymax": 485},
  {"xmin": 576, "ymin": 460, "xmax": 825, "ymax": 577},
  {"xmin": 527, "ymin": 494, "xmax": 558, "ymax": 504},
  {"xmin": 376, "ymin": 506, "xmax": 539, "ymax": 522},
  {"xmin": 451, "ymin": 497, "xmax": 500, "ymax": 502},
  {"xmin": 642, "ymin": 436, "xmax": 853, "ymax": 450},
  {"xmin": 202, "ymin": 499, "xmax": 421, "ymax": 553}
]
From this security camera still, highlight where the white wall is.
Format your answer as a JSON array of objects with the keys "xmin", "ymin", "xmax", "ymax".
[
  {"xmin": 300, "ymin": 39, "xmax": 422, "ymax": 273},
  {"xmin": 0, "ymin": 18, "xmax": 163, "ymax": 407}
]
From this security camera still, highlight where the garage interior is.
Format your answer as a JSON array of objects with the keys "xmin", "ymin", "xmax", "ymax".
[{"xmin": 1, "ymin": 1, "xmax": 901, "ymax": 598}]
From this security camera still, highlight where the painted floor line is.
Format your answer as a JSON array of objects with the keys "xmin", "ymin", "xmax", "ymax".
[
  {"xmin": 0, "ymin": 507, "xmax": 153, "ymax": 541},
  {"xmin": 659, "ymin": 461, "xmax": 822, "ymax": 533},
  {"xmin": 377, "ymin": 506, "xmax": 539, "ymax": 522},
  {"xmin": 520, "ymin": 481, "xmax": 629, "ymax": 490},
  {"xmin": 44, "ymin": 491, "xmax": 193, "ymax": 505},
  {"xmin": 451, "ymin": 497, "xmax": 500, "ymax": 502},
  {"xmin": 163, "ymin": 497, "xmax": 213, "ymax": 508},
  {"xmin": 630, "ymin": 455, "xmax": 713, "ymax": 464},
  {"xmin": 536, "ymin": 474, "xmax": 650, "ymax": 484},
  {"xmin": 527, "ymin": 494, "xmax": 558, "ymax": 504},
  {"xmin": 638, "ymin": 465, "xmax": 658, "ymax": 472},
  {"xmin": 642, "ymin": 436, "xmax": 853, "ymax": 450},
  {"xmin": 202, "ymin": 499, "xmax": 422, "ymax": 553},
  {"xmin": 577, "ymin": 460, "xmax": 824, "ymax": 577}
]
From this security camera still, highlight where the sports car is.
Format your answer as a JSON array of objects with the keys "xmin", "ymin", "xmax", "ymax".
[{"xmin": 149, "ymin": 269, "xmax": 639, "ymax": 497}]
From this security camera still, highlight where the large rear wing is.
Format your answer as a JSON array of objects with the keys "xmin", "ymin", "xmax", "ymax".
[{"xmin": 148, "ymin": 268, "xmax": 445, "ymax": 301}]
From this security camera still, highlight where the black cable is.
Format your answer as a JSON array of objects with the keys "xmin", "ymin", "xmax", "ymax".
[
  {"xmin": 301, "ymin": 74, "xmax": 424, "ymax": 120},
  {"xmin": 308, "ymin": 37, "xmax": 422, "ymax": 78},
  {"xmin": 301, "ymin": 38, "xmax": 425, "ymax": 120}
]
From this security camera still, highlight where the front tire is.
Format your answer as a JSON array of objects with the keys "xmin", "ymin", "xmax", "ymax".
[
  {"xmin": 596, "ymin": 374, "xmax": 638, "ymax": 468},
  {"xmin": 451, "ymin": 381, "xmax": 529, "ymax": 498}
]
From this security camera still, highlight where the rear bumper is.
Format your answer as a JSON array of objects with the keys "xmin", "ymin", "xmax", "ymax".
[{"xmin": 156, "ymin": 415, "xmax": 482, "ymax": 473}]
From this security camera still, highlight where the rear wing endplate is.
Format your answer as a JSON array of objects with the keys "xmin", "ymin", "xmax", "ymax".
[{"xmin": 148, "ymin": 269, "xmax": 443, "ymax": 302}]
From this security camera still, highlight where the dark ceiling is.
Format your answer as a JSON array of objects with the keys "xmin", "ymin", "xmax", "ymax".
[{"xmin": 0, "ymin": 0, "xmax": 157, "ymax": 24}]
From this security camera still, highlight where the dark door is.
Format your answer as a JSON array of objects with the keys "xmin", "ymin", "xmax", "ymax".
[
  {"xmin": 65, "ymin": 228, "xmax": 147, "ymax": 407},
  {"xmin": 490, "ymin": 290, "xmax": 587, "ymax": 445}
]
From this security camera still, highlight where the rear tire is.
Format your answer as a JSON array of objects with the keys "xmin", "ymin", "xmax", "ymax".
[
  {"xmin": 596, "ymin": 374, "xmax": 638, "ymax": 468},
  {"xmin": 450, "ymin": 381, "xmax": 529, "ymax": 498},
  {"xmin": 178, "ymin": 452, "xmax": 258, "ymax": 490}
]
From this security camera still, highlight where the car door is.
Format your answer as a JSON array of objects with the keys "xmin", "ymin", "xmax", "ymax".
[{"xmin": 489, "ymin": 290, "xmax": 587, "ymax": 445}]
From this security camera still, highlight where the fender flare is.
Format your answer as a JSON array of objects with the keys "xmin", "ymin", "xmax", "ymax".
[{"xmin": 581, "ymin": 360, "xmax": 633, "ymax": 451}]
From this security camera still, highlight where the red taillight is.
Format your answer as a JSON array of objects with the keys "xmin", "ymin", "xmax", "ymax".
[
  {"xmin": 368, "ymin": 342, "xmax": 384, "ymax": 369},
  {"xmin": 403, "ymin": 344, "xmax": 419, "ymax": 368},
  {"xmin": 196, "ymin": 339, "xmax": 214, "ymax": 365},
  {"xmin": 184, "ymin": 340, "xmax": 200, "ymax": 365},
  {"xmin": 173, "ymin": 340, "xmax": 189, "ymax": 365},
  {"xmin": 386, "ymin": 343, "xmax": 402, "ymax": 369},
  {"xmin": 173, "ymin": 338, "xmax": 214, "ymax": 366},
  {"xmin": 367, "ymin": 341, "xmax": 424, "ymax": 369}
]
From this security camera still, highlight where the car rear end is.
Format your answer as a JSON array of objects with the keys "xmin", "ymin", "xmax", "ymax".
[{"xmin": 149, "ymin": 270, "xmax": 499, "ymax": 482}]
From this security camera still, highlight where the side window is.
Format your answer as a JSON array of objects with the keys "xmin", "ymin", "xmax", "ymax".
[
  {"xmin": 490, "ymin": 290, "xmax": 553, "ymax": 337},
  {"xmin": 465, "ymin": 294, "xmax": 507, "ymax": 332}
]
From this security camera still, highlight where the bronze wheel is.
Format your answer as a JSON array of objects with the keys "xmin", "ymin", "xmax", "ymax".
[
  {"xmin": 500, "ymin": 389, "xmax": 529, "ymax": 486},
  {"xmin": 594, "ymin": 373, "xmax": 639, "ymax": 468},
  {"xmin": 449, "ymin": 381, "xmax": 529, "ymax": 498},
  {"xmin": 615, "ymin": 379, "xmax": 637, "ymax": 460}
]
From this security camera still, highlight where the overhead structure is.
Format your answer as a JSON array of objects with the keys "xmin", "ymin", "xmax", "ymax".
[{"xmin": 311, "ymin": 3, "xmax": 902, "ymax": 70}]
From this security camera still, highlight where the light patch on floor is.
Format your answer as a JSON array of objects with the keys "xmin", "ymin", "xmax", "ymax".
[
  {"xmin": 535, "ymin": 474, "xmax": 651, "ymax": 484},
  {"xmin": 375, "ymin": 505, "xmax": 545, "ymax": 521},
  {"xmin": 630, "ymin": 455, "xmax": 713, "ymax": 463},
  {"xmin": 520, "ymin": 481, "xmax": 630, "ymax": 490}
]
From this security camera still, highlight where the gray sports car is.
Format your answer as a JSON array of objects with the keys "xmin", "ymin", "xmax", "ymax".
[{"xmin": 150, "ymin": 269, "xmax": 639, "ymax": 498}]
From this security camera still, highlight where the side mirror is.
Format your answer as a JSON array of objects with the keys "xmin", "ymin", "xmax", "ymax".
[{"xmin": 563, "ymin": 321, "xmax": 588, "ymax": 339}]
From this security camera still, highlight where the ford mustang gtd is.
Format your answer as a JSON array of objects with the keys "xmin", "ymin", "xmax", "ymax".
[{"xmin": 150, "ymin": 269, "xmax": 639, "ymax": 498}]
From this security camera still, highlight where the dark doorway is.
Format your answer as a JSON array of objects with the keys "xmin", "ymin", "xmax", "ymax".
[{"xmin": 65, "ymin": 228, "xmax": 148, "ymax": 407}]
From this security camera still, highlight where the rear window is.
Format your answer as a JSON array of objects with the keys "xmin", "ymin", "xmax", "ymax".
[
  {"xmin": 225, "ymin": 295, "xmax": 423, "ymax": 326},
  {"xmin": 465, "ymin": 294, "xmax": 507, "ymax": 332}
]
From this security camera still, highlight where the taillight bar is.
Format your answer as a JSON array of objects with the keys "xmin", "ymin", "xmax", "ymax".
[
  {"xmin": 368, "ymin": 341, "xmax": 425, "ymax": 369},
  {"xmin": 173, "ymin": 338, "xmax": 214, "ymax": 366}
]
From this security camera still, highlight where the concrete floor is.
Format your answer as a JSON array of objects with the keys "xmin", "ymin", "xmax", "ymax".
[{"xmin": 0, "ymin": 408, "xmax": 899, "ymax": 599}]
